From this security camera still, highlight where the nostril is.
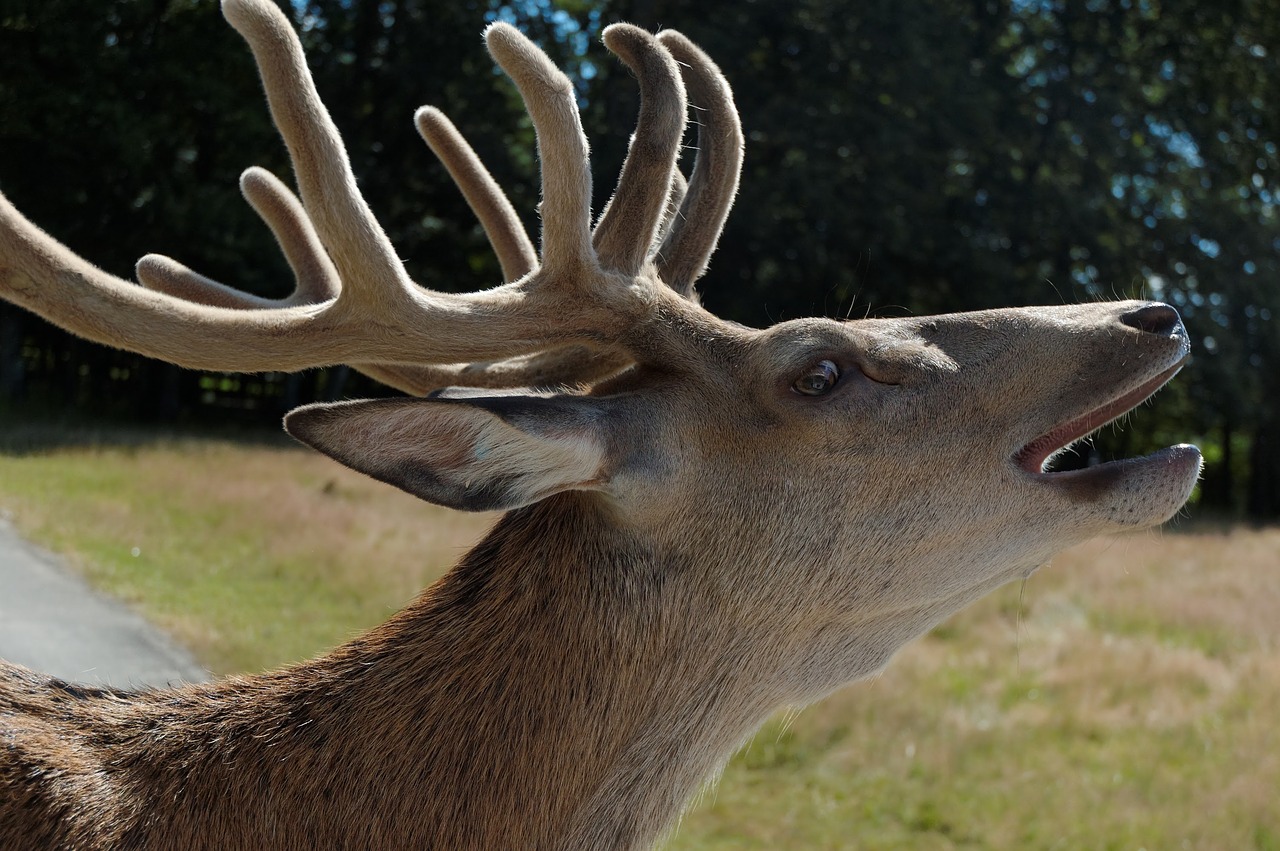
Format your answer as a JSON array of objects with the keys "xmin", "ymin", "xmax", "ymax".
[{"xmin": 1120, "ymin": 303, "xmax": 1182, "ymax": 336}]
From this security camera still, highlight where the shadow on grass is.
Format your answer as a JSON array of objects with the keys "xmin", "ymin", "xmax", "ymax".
[{"xmin": 0, "ymin": 411, "xmax": 297, "ymax": 456}]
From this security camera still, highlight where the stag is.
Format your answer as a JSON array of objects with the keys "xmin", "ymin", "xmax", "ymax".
[{"xmin": 0, "ymin": 1, "xmax": 1200, "ymax": 848}]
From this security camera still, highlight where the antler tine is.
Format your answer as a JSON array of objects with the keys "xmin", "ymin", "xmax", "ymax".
[
  {"xmin": 591, "ymin": 25, "xmax": 687, "ymax": 277},
  {"xmin": 220, "ymin": 0, "xmax": 413, "ymax": 304},
  {"xmin": 136, "ymin": 167, "xmax": 341, "ymax": 309},
  {"xmin": 655, "ymin": 169, "xmax": 690, "ymax": 248},
  {"xmin": 653, "ymin": 31, "xmax": 744, "ymax": 298},
  {"xmin": 484, "ymin": 23, "xmax": 595, "ymax": 275},
  {"xmin": 238, "ymin": 167, "xmax": 343, "ymax": 303},
  {"xmin": 414, "ymin": 107, "xmax": 538, "ymax": 284}
]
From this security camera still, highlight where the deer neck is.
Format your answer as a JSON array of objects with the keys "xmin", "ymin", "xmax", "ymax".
[{"xmin": 271, "ymin": 495, "xmax": 783, "ymax": 849}]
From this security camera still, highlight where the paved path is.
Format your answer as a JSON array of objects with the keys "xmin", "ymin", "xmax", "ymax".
[{"xmin": 0, "ymin": 517, "xmax": 207, "ymax": 688}]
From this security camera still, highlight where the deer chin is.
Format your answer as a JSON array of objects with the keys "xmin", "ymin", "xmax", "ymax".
[{"xmin": 1012, "ymin": 356, "xmax": 1202, "ymax": 525}]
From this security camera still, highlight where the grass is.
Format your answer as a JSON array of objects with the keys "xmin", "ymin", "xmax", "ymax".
[
  {"xmin": 666, "ymin": 531, "xmax": 1280, "ymax": 850},
  {"xmin": 1, "ymin": 428, "xmax": 1277, "ymax": 848},
  {"xmin": 0, "ymin": 424, "xmax": 493, "ymax": 672}
]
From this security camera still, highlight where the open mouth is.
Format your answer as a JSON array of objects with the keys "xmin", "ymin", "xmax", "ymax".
[{"xmin": 1013, "ymin": 357, "xmax": 1188, "ymax": 476}]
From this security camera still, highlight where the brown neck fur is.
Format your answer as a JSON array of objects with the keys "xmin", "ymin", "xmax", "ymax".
[{"xmin": 2, "ymin": 496, "xmax": 782, "ymax": 850}]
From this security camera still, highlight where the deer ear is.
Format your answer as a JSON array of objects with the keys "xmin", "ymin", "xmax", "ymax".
[{"xmin": 284, "ymin": 396, "xmax": 610, "ymax": 511}]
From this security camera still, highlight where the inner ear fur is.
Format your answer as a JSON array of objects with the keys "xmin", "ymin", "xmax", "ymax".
[{"xmin": 285, "ymin": 396, "xmax": 611, "ymax": 511}]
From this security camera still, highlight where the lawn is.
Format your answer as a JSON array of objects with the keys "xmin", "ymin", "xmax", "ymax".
[{"xmin": 0, "ymin": 428, "xmax": 1276, "ymax": 849}]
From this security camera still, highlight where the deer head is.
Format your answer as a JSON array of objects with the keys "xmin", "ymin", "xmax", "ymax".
[{"xmin": 0, "ymin": 0, "xmax": 1200, "ymax": 845}]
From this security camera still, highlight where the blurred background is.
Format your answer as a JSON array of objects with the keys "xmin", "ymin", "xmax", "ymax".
[{"xmin": 1, "ymin": 0, "xmax": 1277, "ymax": 520}]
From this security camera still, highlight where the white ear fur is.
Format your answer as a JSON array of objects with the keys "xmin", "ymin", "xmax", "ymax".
[{"xmin": 285, "ymin": 396, "xmax": 608, "ymax": 511}]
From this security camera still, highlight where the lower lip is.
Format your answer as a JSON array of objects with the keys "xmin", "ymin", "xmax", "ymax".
[
  {"xmin": 1026, "ymin": 443, "xmax": 1202, "ymax": 504},
  {"xmin": 1031, "ymin": 442, "xmax": 1202, "ymax": 481}
]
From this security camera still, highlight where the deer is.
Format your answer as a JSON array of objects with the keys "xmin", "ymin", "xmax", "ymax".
[{"xmin": 0, "ymin": 1, "xmax": 1201, "ymax": 848}]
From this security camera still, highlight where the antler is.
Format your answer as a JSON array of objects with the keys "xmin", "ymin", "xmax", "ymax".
[
  {"xmin": 0, "ymin": 0, "xmax": 743, "ymax": 392},
  {"xmin": 414, "ymin": 107, "xmax": 538, "ymax": 285},
  {"xmin": 653, "ymin": 31, "xmax": 744, "ymax": 298}
]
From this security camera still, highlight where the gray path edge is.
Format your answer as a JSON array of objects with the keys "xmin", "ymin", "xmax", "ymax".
[{"xmin": 0, "ymin": 516, "xmax": 208, "ymax": 688}]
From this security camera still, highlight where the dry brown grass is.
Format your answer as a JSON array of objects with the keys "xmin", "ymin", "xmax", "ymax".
[{"xmin": 671, "ymin": 528, "xmax": 1280, "ymax": 849}]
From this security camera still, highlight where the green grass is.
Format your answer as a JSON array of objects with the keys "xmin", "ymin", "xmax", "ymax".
[
  {"xmin": 0, "ymin": 427, "xmax": 492, "ymax": 671},
  {"xmin": 1, "ymin": 430, "xmax": 1277, "ymax": 848}
]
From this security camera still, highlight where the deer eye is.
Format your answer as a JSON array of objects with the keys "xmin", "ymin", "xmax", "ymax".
[{"xmin": 793, "ymin": 360, "xmax": 840, "ymax": 396}]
